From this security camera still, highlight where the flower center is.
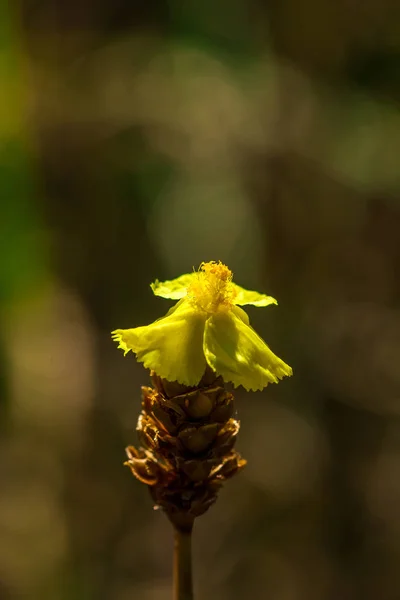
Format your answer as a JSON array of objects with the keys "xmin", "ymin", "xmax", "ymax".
[{"xmin": 187, "ymin": 261, "xmax": 237, "ymax": 313}]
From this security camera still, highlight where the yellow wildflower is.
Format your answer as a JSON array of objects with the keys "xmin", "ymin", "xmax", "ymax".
[{"xmin": 112, "ymin": 261, "xmax": 292, "ymax": 391}]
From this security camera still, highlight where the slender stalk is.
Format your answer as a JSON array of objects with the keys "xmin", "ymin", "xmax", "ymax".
[{"xmin": 173, "ymin": 525, "xmax": 193, "ymax": 600}]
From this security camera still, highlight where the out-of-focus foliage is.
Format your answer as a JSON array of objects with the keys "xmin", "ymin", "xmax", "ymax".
[{"xmin": 1, "ymin": 0, "xmax": 400, "ymax": 598}]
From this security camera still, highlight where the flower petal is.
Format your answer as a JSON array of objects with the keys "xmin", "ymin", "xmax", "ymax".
[
  {"xmin": 150, "ymin": 273, "xmax": 196, "ymax": 299},
  {"xmin": 231, "ymin": 304, "xmax": 250, "ymax": 324},
  {"xmin": 112, "ymin": 300, "xmax": 207, "ymax": 386},
  {"xmin": 232, "ymin": 284, "xmax": 278, "ymax": 307},
  {"xmin": 203, "ymin": 311, "xmax": 292, "ymax": 391}
]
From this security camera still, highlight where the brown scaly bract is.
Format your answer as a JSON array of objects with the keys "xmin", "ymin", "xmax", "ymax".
[{"xmin": 125, "ymin": 368, "xmax": 246, "ymax": 532}]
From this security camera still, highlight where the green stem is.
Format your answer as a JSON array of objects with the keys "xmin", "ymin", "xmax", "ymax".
[{"xmin": 173, "ymin": 525, "xmax": 193, "ymax": 600}]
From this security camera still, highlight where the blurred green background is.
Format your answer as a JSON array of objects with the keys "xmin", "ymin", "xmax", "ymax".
[{"xmin": 1, "ymin": 1, "xmax": 400, "ymax": 599}]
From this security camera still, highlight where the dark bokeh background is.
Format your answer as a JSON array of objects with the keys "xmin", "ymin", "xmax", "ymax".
[{"xmin": 1, "ymin": 1, "xmax": 400, "ymax": 599}]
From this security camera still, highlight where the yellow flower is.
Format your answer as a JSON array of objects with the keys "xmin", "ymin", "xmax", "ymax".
[{"xmin": 112, "ymin": 261, "xmax": 292, "ymax": 391}]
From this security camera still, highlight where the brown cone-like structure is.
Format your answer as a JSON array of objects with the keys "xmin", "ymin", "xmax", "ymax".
[{"xmin": 125, "ymin": 368, "xmax": 246, "ymax": 532}]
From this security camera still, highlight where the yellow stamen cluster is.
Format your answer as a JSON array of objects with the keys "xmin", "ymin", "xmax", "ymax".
[{"xmin": 187, "ymin": 261, "xmax": 237, "ymax": 314}]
